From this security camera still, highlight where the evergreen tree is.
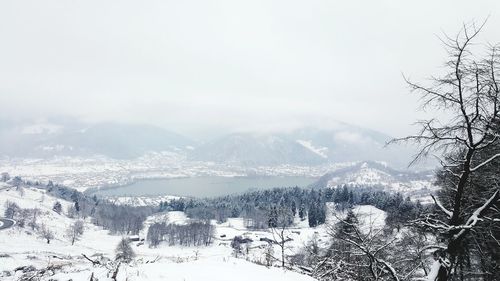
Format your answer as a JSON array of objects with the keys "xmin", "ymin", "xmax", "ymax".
[
  {"xmin": 298, "ymin": 203, "xmax": 306, "ymax": 220},
  {"xmin": 291, "ymin": 200, "xmax": 297, "ymax": 217},
  {"xmin": 268, "ymin": 206, "xmax": 278, "ymax": 228},
  {"xmin": 308, "ymin": 205, "xmax": 317, "ymax": 227}
]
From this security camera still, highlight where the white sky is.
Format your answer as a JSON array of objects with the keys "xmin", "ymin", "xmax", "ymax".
[{"xmin": 0, "ymin": 0, "xmax": 499, "ymax": 138}]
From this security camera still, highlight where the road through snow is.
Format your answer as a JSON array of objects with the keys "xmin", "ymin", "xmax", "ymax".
[{"xmin": 0, "ymin": 218, "xmax": 14, "ymax": 230}]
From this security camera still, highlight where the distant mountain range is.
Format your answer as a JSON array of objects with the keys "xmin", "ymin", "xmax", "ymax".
[
  {"xmin": 0, "ymin": 119, "xmax": 418, "ymax": 168},
  {"xmin": 0, "ymin": 119, "xmax": 194, "ymax": 159},
  {"xmin": 190, "ymin": 126, "xmax": 416, "ymax": 167}
]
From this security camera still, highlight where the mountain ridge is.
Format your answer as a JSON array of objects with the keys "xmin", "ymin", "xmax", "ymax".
[
  {"xmin": 190, "ymin": 127, "xmax": 416, "ymax": 167},
  {"xmin": 0, "ymin": 119, "xmax": 418, "ymax": 168}
]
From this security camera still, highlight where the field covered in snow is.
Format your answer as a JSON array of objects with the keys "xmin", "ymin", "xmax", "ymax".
[{"xmin": 0, "ymin": 182, "xmax": 388, "ymax": 281}]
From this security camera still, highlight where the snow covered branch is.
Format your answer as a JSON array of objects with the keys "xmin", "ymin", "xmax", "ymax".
[
  {"xmin": 470, "ymin": 153, "xmax": 500, "ymax": 172},
  {"xmin": 452, "ymin": 189, "xmax": 500, "ymax": 241},
  {"xmin": 431, "ymin": 195, "xmax": 453, "ymax": 218}
]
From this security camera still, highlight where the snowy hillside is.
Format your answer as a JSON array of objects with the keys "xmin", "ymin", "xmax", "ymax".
[
  {"xmin": 0, "ymin": 184, "xmax": 316, "ymax": 281},
  {"xmin": 0, "ymin": 186, "xmax": 122, "ymax": 274},
  {"xmin": 0, "ymin": 181, "xmax": 392, "ymax": 281},
  {"xmin": 312, "ymin": 161, "xmax": 437, "ymax": 201}
]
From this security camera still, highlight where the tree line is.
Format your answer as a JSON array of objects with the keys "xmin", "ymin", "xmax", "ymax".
[
  {"xmin": 146, "ymin": 221, "xmax": 214, "ymax": 247},
  {"xmin": 158, "ymin": 185, "xmax": 423, "ymax": 230}
]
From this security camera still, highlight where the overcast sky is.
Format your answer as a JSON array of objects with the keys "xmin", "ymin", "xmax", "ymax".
[{"xmin": 0, "ymin": 0, "xmax": 499, "ymax": 139}]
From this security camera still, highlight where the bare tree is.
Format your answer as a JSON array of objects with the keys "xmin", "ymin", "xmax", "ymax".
[
  {"xmin": 28, "ymin": 208, "xmax": 40, "ymax": 230},
  {"xmin": 231, "ymin": 236, "xmax": 243, "ymax": 258},
  {"xmin": 316, "ymin": 209, "xmax": 400, "ymax": 281},
  {"xmin": 392, "ymin": 21, "xmax": 500, "ymax": 280},
  {"xmin": 11, "ymin": 176, "xmax": 22, "ymax": 188},
  {"xmin": 66, "ymin": 205, "xmax": 78, "ymax": 218},
  {"xmin": 39, "ymin": 224, "xmax": 55, "ymax": 244},
  {"xmin": 265, "ymin": 242, "xmax": 274, "ymax": 267},
  {"xmin": 66, "ymin": 220, "xmax": 84, "ymax": 245},
  {"xmin": 269, "ymin": 206, "xmax": 294, "ymax": 268},
  {"xmin": 146, "ymin": 221, "xmax": 214, "ymax": 247},
  {"xmin": 4, "ymin": 201, "xmax": 20, "ymax": 219},
  {"xmin": 242, "ymin": 207, "xmax": 268, "ymax": 229},
  {"xmin": 1, "ymin": 172, "xmax": 10, "ymax": 182}
]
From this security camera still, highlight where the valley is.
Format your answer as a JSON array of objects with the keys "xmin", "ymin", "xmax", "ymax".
[
  {"xmin": 0, "ymin": 154, "xmax": 435, "ymax": 201},
  {"xmin": 0, "ymin": 152, "xmax": 347, "ymax": 193},
  {"xmin": 2, "ymin": 1, "xmax": 499, "ymax": 280}
]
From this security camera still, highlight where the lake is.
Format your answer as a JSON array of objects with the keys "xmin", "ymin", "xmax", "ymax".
[{"xmin": 92, "ymin": 176, "xmax": 316, "ymax": 198}]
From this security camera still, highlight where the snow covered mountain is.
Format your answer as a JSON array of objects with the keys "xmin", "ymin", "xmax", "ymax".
[
  {"xmin": 0, "ymin": 119, "xmax": 418, "ymax": 168},
  {"xmin": 188, "ymin": 133, "xmax": 326, "ymax": 166},
  {"xmin": 190, "ymin": 126, "xmax": 416, "ymax": 167},
  {"xmin": 311, "ymin": 161, "xmax": 437, "ymax": 201},
  {"xmin": 0, "ymin": 119, "xmax": 195, "ymax": 159}
]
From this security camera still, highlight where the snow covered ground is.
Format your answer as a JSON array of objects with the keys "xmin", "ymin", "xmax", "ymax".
[
  {"xmin": 0, "ymin": 186, "xmax": 123, "ymax": 278},
  {"xmin": 0, "ymin": 183, "xmax": 388, "ymax": 281}
]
